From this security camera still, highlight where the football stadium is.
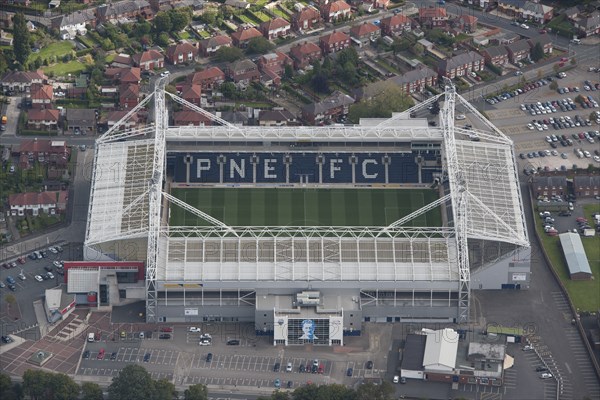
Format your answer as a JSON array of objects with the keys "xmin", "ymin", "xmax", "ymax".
[{"xmin": 80, "ymin": 80, "xmax": 531, "ymax": 346}]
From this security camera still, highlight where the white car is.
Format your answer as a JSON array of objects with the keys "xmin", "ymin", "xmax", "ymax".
[
  {"xmin": 393, "ymin": 375, "xmax": 400, "ymax": 384},
  {"xmin": 584, "ymin": 150, "xmax": 591, "ymax": 158},
  {"xmin": 48, "ymin": 247, "xmax": 58, "ymax": 254},
  {"xmin": 160, "ymin": 71, "xmax": 170, "ymax": 77},
  {"xmin": 594, "ymin": 155, "xmax": 600, "ymax": 162},
  {"xmin": 540, "ymin": 372, "xmax": 553, "ymax": 379},
  {"xmin": 199, "ymin": 340, "xmax": 211, "ymax": 346},
  {"xmin": 53, "ymin": 261, "xmax": 61, "ymax": 268},
  {"xmin": 521, "ymin": 23, "xmax": 529, "ymax": 29},
  {"xmin": 189, "ymin": 327, "xmax": 201, "ymax": 333},
  {"xmin": 35, "ymin": 275, "xmax": 43, "ymax": 282},
  {"xmin": 46, "ymin": 272, "xmax": 54, "ymax": 279},
  {"xmin": 455, "ymin": 114, "xmax": 466, "ymax": 120},
  {"xmin": 286, "ymin": 362, "xmax": 293, "ymax": 372}
]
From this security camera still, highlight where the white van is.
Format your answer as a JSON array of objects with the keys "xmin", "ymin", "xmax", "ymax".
[
  {"xmin": 87, "ymin": 332, "xmax": 95, "ymax": 342},
  {"xmin": 570, "ymin": 38, "xmax": 581, "ymax": 44}
]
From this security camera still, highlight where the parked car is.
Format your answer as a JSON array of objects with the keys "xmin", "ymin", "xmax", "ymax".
[{"xmin": 97, "ymin": 348, "xmax": 105, "ymax": 360}]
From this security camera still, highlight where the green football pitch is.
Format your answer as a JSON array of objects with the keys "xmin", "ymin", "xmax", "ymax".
[{"xmin": 169, "ymin": 188, "xmax": 442, "ymax": 227}]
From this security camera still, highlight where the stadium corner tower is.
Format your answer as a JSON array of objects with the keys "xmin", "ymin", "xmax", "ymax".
[{"xmin": 84, "ymin": 79, "xmax": 530, "ymax": 345}]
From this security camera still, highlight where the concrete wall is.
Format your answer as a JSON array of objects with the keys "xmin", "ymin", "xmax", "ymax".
[{"xmin": 471, "ymin": 247, "xmax": 532, "ymax": 290}]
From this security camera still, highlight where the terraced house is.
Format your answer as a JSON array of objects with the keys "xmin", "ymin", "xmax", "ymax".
[
  {"xmin": 481, "ymin": 45, "xmax": 509, "ymax": 67},
  {"xmin": 319, "ymin": 31, "xmax": 351, "ymax": 54},
  {"xmin": 438, "ymin": 51, "xmax": 484, "ymax": 78},
  {"xmin": 96, "ymin": 0, "xmax": 154, "ymax": 23},
  {"xmin": 198, "ymin": 35, "xmax": 232, "ymax": 57}
]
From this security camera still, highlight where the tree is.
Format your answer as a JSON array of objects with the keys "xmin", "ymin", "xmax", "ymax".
[
  {"xmin": 156, "ymin": 32, "xmax": 170, "ymax": 47},
  {"xmin": 553, "ymin": 63, "xmax": 560, "ymax": 74},
  {"xmin": 184, "ymin": 384, "xmax": 208, "ymax": 400},
  {"xmin": 0, "ymin": 373, "xmax": 18, "ymax": 400},
  {"xmin": 108, "ymin": 365, "xmax": 155, "ymax": 400},
  {"xmin": 23, "ymin": 370, "xmax": 50, "ymax": 400},
  {"xmin": 549, "ymin": 81, "xmax": 558, "ymax": 90},
  {"xmin": 348, "ymin": 85, "xmax": 415, "ymax": 123},
  {"xmin": 81, "ymin": 382, "xmax": 103, "ymax": 400},
  {"xmin": 215, "ymin": 46, "xmax": 243, "ymax": 63},
  {"xmin": 153, "ymin": 12, "xmax": 172, "ymax": 33},
  {"xmin": 355, "ymin": 381, "xmax": 394, "ymax": 400},
  {"xmin": 12, "ymin": 13, "xmax": 31, "ymax": 66},
  {"xmin": 410, "ymin": 42, "xmax": 424, "ymax": 56},
  {"xmin": 135, "ymin": 21, "xmax": 152, "ymax": 36},
  {"xmin": 531, "ymin": 42, "xmax": 544, "ymax": 62},
  {"xmin": 170, "ymin": 10, "xmax": 190, "ymax": 32},
  {"xmin": 219, "ymin": 82, "xmax": 237, "ymax": 99},
  {"xmin": 153, "ymin": 379, "xmax": 177, "ymax": 400},
  {"xmin": 391, "ymin": 38, "xmax": 410, "ymax": 54},
  {"xmin": 0, "ymin": 50, "xmax": 8, "ymax": 75},
  {"xmin": 570, "ymin": 57, "xmax": 577, "ymax": 65},
  {"xmin": 4, "ymin": 294, "xmax": 16, "ymax": 314},
  {"xmin": 284, "ymin": 64, "xmax": 294, "ymax": 80},
  {"xmin": 200, "ymin": 11, "xmax": 217, "ymax": 25},
  {"xmin": 246, "ymin": 37, "xmax": 275, "ymax": 54},
  {"xmin": 48, "ymin": 373, "xmax": 79, "ymax": 400}
]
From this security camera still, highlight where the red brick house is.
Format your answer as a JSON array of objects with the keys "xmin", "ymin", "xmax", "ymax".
[
  {"xmin": 573, "ymin": 176, "xmax": 600, "ymax": 198},
  {"xmin": 349, "ymin": 22, "xmax": 380, "ymax": 46},
  {"xmin": 30, "ymin": 84, "xmax": 54, "ymax": 109},
  {"xmin": 188, "ymin": 67, "xmax": 226, "ymax": 90},
  {"xmin": 166, "ymin": 42, "xmax": 198, "ymax": 65},
  {"xmin": 532, "ymin": 176, "xmax": 567, "ymax": 198},
  {"xmin": 131, "ymin": 49, "xmax": 164, "ymax": 70},
  {"xmin": 260, "ymin": 17, "xmax": 291, "ymax": 40},
  {"xmin": 105, "ymin": 67, "xmax": 141, "ymax": 84},
  {"xmin": 418, "ymin": 7, "xmax": 448, "ymax": 28},
  {"xmin": 319, "ymin": 31, "xmax": 351, "ymax": 54},
  {"xmin": 27, "ymin": 109, "xmax": 60, "ymax": 130},
  {"xmin": 18, "ymin": 138, "xmax": 70, "ymax": 169},
  {"xmin": 181, "ymin": 84, "xmax": 202, "ymax": 107},
  {"xmin": 8, "ymin": 191, "xmax": 68, "ymax": 217},
  {"xmin": 391, "ymin": 67, "xmax": 438, "ymax": 94},
  {"xmin": 292, "ymin": 6, "xmax": 322, "ymax": 32},
  {"xmin": 227, "ymin": 59, "xmax": 260, "ymax": 84},
  {"xmin": 321, "ymin": 0, "xmax": 351, "ymax": 23},
  {"xmin": 505, "ymin": 39, "xmax": 531, "ymax": 63},
  {"xmin": 372, "ymin": 0, "xmax": 390, "ymax": 10},
  {"xmin": 438, "ymin": 51, "xmax": 484, "ymax": 78},
  {"xmin": 481, "ymin": 45, "xmax": 509, "ymax": 67},
  {"xmin": 96, "ymin": 0, "xmax": 154, "ymax": 23},
  {"xmin": 380, "ymin": 14, "xmax": 412, "ymax": 37},
  {"xmin": 198, "ymin": 35, "xmax": 232, "ymax": 57},
  {"xmin": 289, "ymin": 42, "xmax": 322, "ymax": 70},
  {"xmin": 231, "ymin": 27, "xmax": 263, "ymax": 48},
  {"xmin": 173, "ymin": 110, "xmax": 212, "ymax": 126},
  {"xmin": 527, "ymin": 34, "xmax": 553, "ymax": 55},
  {"xmin": 453, "ymin": 14, "xmax": 478, "ymax": 33},
  {"xmin": 120, "ymin": 84, "xmax": 140, "ymax": 109},
  {"xmin": 257, "ymin": 51, "xmax": 293, "ymax": 75}
]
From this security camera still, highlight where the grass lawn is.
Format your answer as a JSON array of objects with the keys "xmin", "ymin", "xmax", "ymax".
[
  {"xmin": 43, "ymin": 60, "xmax": 87, "ymax": 77},
  {"xmin": 252, "ymin": 11, "xmax": 272, "ymax": 22},
  {"xmin": 198, "ymin": 30, "xmax": 211, "ymax": 39},
  {"xmin": 535, "ymin": 203, "xmax": 600, "ymax": 312},
  {"xmin": 272, "ymin": 7, "xmax": 291, "ymax": 20},
  {"xmin": 170, "ymin": 188, "xmax": 441, "ymax": 228},
  {"xmin": 30, "ymin": 41, "xmax": 75, "ymax": 63}
]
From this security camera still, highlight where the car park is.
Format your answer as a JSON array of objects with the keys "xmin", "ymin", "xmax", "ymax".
[
  {"xmin": 274, "ymin": 379, "xmax": 281, "ymax": 388},
  {"xmin": 82, "ymin": 350, "xmax": 90, "ymax": 359},
  {"xmin": 189, "ymin": 327, "xmax": 201, "ymax": 333},
  {"xmin": 110, "ymin": 352, "xmax": 117, "ymax": 360},
  {"xmin": 144, "ymin": 353, "xmax": 151, "ymax": 362},
  {"xmin": 540, "ymin": 372, "xmax": 553, "ymax": 379},
  {"xmin": 159, "ymin": 334, "xmax": 171, "ymax": 339},
  {"xmin": 206, "ymin": 353, "xmax": 213, "ymax": 362},
  {"xmin": 97, "ymin": 349, "xmax": 105, "ymax": 360},
  {"xmin": 273, "ymin": 362, "xmax": 280, "ymax": 372}
]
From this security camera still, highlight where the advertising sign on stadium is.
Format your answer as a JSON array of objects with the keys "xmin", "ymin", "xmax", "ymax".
[
  {"xmin": 512, "ymin": 273, "xmax": 527, "ymax": 281},
  {"xmin": 184, "ymin": 308, "xmax": 199, "ymax": 316}
]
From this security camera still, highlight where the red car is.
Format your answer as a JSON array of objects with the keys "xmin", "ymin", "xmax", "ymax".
[
  {"xmin": 97, "ymin": 348, "xmax": 105, "ymax": 360},
  {"xmin": 539, "ymin": 29, "xmax": 547, "ymax": 34},
  {"xmin": 560, "ymin": 57, "xmax": 569, "ymax": 62},
  {"xmin": 160, "ymin": 327, "xmax": 173, "ymax": 333},
  {"xmin": 17, "ymin": 257, "xmax": 26, "ymax": 264}
]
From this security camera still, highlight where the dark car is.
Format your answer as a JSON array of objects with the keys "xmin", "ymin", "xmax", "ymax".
[
  {"xmin": 347, "ymin": 367, "xmax": 353, "ymax": 376},
  {"xmin": 82, "ymin": 350, "xmax": 90, "ymax": 359},
  {"xmin": 1, "ymin": 336, "xmax": 13, "ymax": 343},
  {"xmin": 366, "ymin": 360, "xmax": 374, "ymax": 369},
  {"xmin": 287, "ymin": 380, "xmax": 293, "ymax": 388},
  {"xmin": 273, "ymin": 362, "xmax": 281, "ymax": 372},
  {"xmin": 226, "ymin": 339, "xmax": 240, "ymax": 345},
  {"xmin": 44, "ymin": 265, "xmax": 53, "ymax": 272},
  {"xmin": 311, "ymin": 365, "xmax": 318, "ymax": 373},
  {"xmin": 206, "ymin": 353, "xmax": 213, "ymax": 362},
  {"xmin": 110, "ymin": 352, "xmax": 117, "ymax": 360},
  {"xmin": 8, "ymin": 285, "xmax": 16, "ymax": 291},
  {"xmin": 299, "ymin": 365, "xmax": 306, "ymax": 373},
  {"xmin": 28, "ymin": 253, "xmax": 37, "ymax": 260},
  {"xmin": 1, "ymin": 263, "xmax": 8, "ymax": 270},
  {"xmin": 536, "ymin": 366, "xmax": 548, "ymax": 372},
  {"xmin": 144, "ymin": 353, "xmax": 151, "ymax": 362},
  {"xmin": 159, "ymin": 333, "xmax": 171, "ymax": 339}
]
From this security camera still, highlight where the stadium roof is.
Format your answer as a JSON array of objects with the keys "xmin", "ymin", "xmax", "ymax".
[
  {"xmin": 559, "ymin": 232, "xmax": 593, "ymax": 277},
  {"xmin": 85, "ymin": 139, "xmax": 155, "ymax": 245}
]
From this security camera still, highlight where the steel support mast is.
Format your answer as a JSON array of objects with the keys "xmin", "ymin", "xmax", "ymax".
[
  {"xmin": 440, "ymin": 81, "xmax": 471, "ymax": 323},
  {"xmin": 145, "ymin": 78, "xmax": 168, "ymax": 323}
]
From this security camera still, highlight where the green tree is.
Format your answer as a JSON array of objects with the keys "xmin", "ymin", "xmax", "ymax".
[
  {"xmin": 12, "ymin": 13, "xmax": 31, "ymax": 66},
  {"xmin": 246, "ymin": 37, "xmax": 275, "ymax": 54},
  {"xmin": 531, "ymin": 42, "xmax": 544, "ymax": 62},
  {"xmin": 570, "ymin": 57, "xmax": 576, "ymax": 65},
  {"xmin": 23, "ymin": 370, "xmax": 50, "ymax": 400},
  {"xmin": 200, "ymin": 11, "xmax": 217, "ymax": 25},
  {"xmin": 156, "ymin": 32, "xmax": 170, "ymax": 47},
  {"xmin": 391, "ymin": 38, "xmax": 410, "ymax": 54},
  {"xmin": 219, "ymin": 82, "xmax": 237, "ymax": 99},
  {"xmin": 170, "ymin": 10, "xmax": 191, "ymax": 32},
  {"xmin": 153, "ymin": 379, "xmax": 177, "ymax": 400},
  {"xmin": 153, "ymin": 12, "xmax": 172, "ymax": 33},
  {"xmin": 219, "ymin": 5, "xmax": 234, "ymax": 20},
  {"xmin": 215, "ymin": 46, "xmax": 243, "ymax": 63},
  {"xmin": 0, "ymin": 373, "xmax": 18, "ymax": 400},
  {"xmin": 136, "ymin": 21, "xmax": 152, "ymax": 36},
  {"xmin": 183, "ymin": 383, "xmax": 208, "ymax": 400},
  {"xmin": 284, "ymin": 64, "xmax": 294, "ymax": 80},
  {"xmin": 355, "ymin": 381, "xmax": 394, "ymax": 400},
  {"xmin": 348, "ymin": 85, "xmax": 414, "ymax": 123},
  {"xmin": 48, "ymin": 373, "xmax": 79, "ymax": 400},
  {"xmin": 81, "ymin": 382, "xmax": 103, "ymax": 400},
  {"xmin": 410, "ymin": 42, "xmax": 424, "ymax": 56},
  {"xmin": 0, "ymin": 50, "xmax": 9, "ymax": 75},
  {"xmin": 549, "ymin": 81, "xmax": 558, "ymax": 90},
  {"xmin": 108, "ymin": 365, "xmax": 155, "ymax": 400},
  {"xmin": 4, "ymin": 294, "xmax": 16, "ymax": 314}
]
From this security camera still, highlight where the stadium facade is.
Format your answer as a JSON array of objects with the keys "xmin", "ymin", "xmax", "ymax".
[{"xmin": 82, "ymin": 81, "xmax": 530, "ymax": 345}]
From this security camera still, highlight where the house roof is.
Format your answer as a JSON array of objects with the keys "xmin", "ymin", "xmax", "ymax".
[
  {"xmin": 302, "ymin": 90, "xmax": 354, "ymax": 115},
  {"xmin": 52, "ymin": 9, "xmax": 95, "ymax": 29},
  {"xmin": 422, "ymin": 328, "xmax": 459, "ymax": 370},
  {"xmin": 229, "ymin": 58, "xmax": 258, "ymax": 73},
  {"xmin": 261, "ymin": 17, "xmax": 290, "ymax": 31},
  {"xmin": 440, "ymin": 51, "xmax": 483, "ymax": 71},
  {"xmin": 483, "ymin": 45, "xmax": 509, "ymax": 57},
  {"xmin": 322, "ymin": 0, "xmax": 351, "ymax": 14},
  {"xmin": 173, "ymin": 110, "xmax": 212, "ymax": 124},
  {"xmin": 259, "ymin": 51, "xmax": 292, "ymax": 65},
  {"xmin": 350, "ymin": 22, "xmax": 380, "ymax": 37},
  {"xmin": 9, "ymin": 191, "xmax": 67, "ymax": 207},
  {"xmin": 120, "ymin": 84, "xmax": 139, "ymax": 99},
  {"xmin": 132, "ymin": 49, "xmax": 164, "ymax": 65},
  {"xmin": 66, "ymin": 108, "xmax": 96, "ymax": 122},
  {"xmin": 532, "ymin": 175, "xmax": 567, "ymax": 188},
  {"xmin": 1, "ymin": 70, "xmax": 46, "ymax": 84},
  {"xmin": 320, "ymin": 30, "xmax": 350, "ymax": 45},
  {"xmin": 31, "ymin": 84, "xmax": 54, "ymax": 100},
  {"xmin": 19, "ymin": 138, "xmax": 68, "ymax": 154},
  {"xmin": 458, "ymin": 14, "xmax": 477, "ymax": 24},
  {"xmin": 559, "ymin": 233, "xmax": 593, "ymax": 276},
  {"xmin": 231, "ymin": 27, "xmax": 262, "ymax": 42},
  {"xmin": 112, "ymin": 53, "xmax": 132, "ymax": 66},
  {"xmin": 200, "ymin": 35, "xmax": 232, "ymax": 49},
  {"xmin": 28, "ymin": 109, "xmax": 60, "ymax": 122},
  {"xmin": 96, "ymin": 0, "xmax": 152, "ymax": 19},
  {"xmin": 290, "ymin": 42, "xmax": 322, "ymax": 58},
  {"xmin": 419, "ymin": 7, "xmax": 448, "ymax": 19},
  {"xmin": 527, "ymin": 34, "xmax": 552, "ymax": 48},
  {"xmin": 295, "ymin": 6, "xmax": 320, "ymax": 23},
  {"xmin": 506, "ymin": 38, "xmax": 531, "ymax": 53},
  {"xmin": 119, "ymin": 67, "xmax": 141, "ymax": 83},
  {"xmin": 181, "ymin": 84, "xmax": 202, "ymax": 99},
  {"xmin": 573, "ymin": 175, "xmax": 600, "ymax": 187},
  {"xmin": 107, "ymin": 110, "xmax": 139, "ymax": 124},
  {"xmin": 381, "ymin": 14, "xmax": 410, "ymax": 27},
  {"xmin": 189, "ymin": 67, "xmax": 225, "ymax": 83},
  {"xmin": 579, "ymin": 11, "xmax": 600, "ymax": 29},
  {"xmin": 166, "ymin": 42, "xmax": 197, "ymax": 59},
  {"xmin": 522, "ymin": 1, "xmax": 553, "ymax": 15},
  {"xmin": 391, "ymin": 66, "xmax": 437, "ymax": 85},
  {"xmin": 258, "ymin": 109, "xmax": 295, "ymax": 122}
]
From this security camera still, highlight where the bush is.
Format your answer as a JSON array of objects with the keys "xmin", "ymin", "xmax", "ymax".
[
  {"xmin": 486, "ymin": 62, "xmax": 502, "ymax": 76},
  {"xmin": 75, "ymin": 48, "xmax": 92, "ymax": 57}
]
